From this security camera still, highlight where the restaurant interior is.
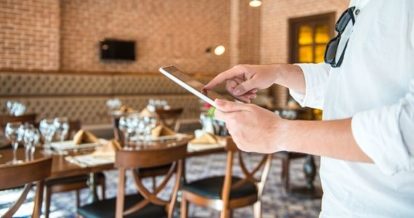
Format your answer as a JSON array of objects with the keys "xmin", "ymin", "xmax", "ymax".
[{"xmin": 0, "ymin": 0, "xmax": 349, "ymax": 217}]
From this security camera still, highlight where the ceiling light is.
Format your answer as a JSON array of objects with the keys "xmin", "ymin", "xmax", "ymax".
[
  {"xmin": 214, "ymin": 45, "xmax": 226, "ymax": 56},
  {"xmin": 249, "ymin": 0, "xmax": 262, "ymax": 7},
  {"xmin": 206, "ymin": 45, "xmax": 226, "ymax": 56}
]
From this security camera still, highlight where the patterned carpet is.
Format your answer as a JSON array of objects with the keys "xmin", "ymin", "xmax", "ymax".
[{"xmin": 0, "ymin": 153, "xmax": 321, "ymax": 218}]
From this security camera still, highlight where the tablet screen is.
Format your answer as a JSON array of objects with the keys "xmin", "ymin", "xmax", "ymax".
[{"xmin": 159, "ymin": 66, "xmax": 226, "ymax": 108}]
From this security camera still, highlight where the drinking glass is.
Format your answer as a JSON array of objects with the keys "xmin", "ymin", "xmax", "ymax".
[
  {"xmin": 39, "ymin": 118, "xmax": 56, "ymax": 149},
  {"xmin": 119, "ymin": 116, "xmax": 131, "ymax": 147},
  {"xmin": 54, "ymin": 117, "xmax": 69, "ymax": 142},
  {"xmin": 147, "ymin": 99, "xmax": 156, "ymax": 112},
  {"xmin": 136, "ymin": 117, "xmax": 146, "ymax": 143},
  {"xmin": 6, "ymin": 101, "xmax": 26, "ymax": 116},
  {"xmin": 106, "ymin": 98, "xmax": 122, "ymax": 111},
  {"xmin": 143, "ymin": 116, "xmax": 157, "ymax": 142},
  {"xmin": 5, "ymin": 122, "xmax": 23, "ymax": 164},
  {"xmin": 22, "ymin": 124, "xmax": 40, "ymax": 161}
]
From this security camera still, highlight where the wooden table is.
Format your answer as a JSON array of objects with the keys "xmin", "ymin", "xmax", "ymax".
[{"xmin": 0, "ymin": 139, "xmax": 226, "ymax": 203}]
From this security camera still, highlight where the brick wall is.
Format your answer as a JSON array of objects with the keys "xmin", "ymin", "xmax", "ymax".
[
  {"xmin": 260, "ymin": 0, "xmax": 349, "ymax": 106},
  {"xmin": 0, "ymin": 0, "xmax": 349, "ymax": 73},
  {"xmin": 0, "ymin": 0, "xmax": 60, "ymax": 71},
  {"xmin": 61, "ymin": 0, "xmax": 231, "ymax": 74},
  {"xmin": 237, "ymin": 1, "xmax": 261, "ymax": 65}
]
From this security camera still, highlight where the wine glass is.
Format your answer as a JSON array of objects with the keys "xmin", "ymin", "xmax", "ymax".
[
  {"xmin": 5, "ymin": 122, "xmax": 23, "ymax": 164},
  {"xmin": 6, "ymin": 101, "xmax": 26, "ymax": 116},
  {"xmin": 119, "ymin": 116, "xmax": 131, "ymax": 147},
  {"xmin": 22, "ymin": 124, "xmax": 40, "ymax": 161},
  {"xmin": 54, "ymin": 117, "xmax": 69, "ymax": 142},
  {"xmin": 136, "ymin": 117, "xmax": 146, "ymax": 143},
  {"xmin": 143, "ymin": 116, "xmax": 157, "ymax": 143},
  {"xmin": 39, "ymin": 118, "xmax": 56, "ymax": 149}
]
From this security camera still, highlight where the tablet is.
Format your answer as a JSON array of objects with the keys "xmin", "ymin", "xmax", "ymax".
[{"xmin": 159, "ymin": 66, "xmax": 226, "ymax": 108}]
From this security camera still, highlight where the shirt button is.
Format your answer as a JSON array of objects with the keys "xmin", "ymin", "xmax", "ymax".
[{"xmin": 355, "ymin": 9, "xmax": 360, "ymax": 15}]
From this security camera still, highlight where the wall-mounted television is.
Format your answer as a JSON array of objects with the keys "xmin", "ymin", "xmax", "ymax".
[{"xmin": 100, "ymin": 39, "xmax": 136, "ymax": 61}]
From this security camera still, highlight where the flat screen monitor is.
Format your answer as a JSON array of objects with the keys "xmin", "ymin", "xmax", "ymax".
[{"xmin": 100, "ymin": 39, "xmax": 136, "ymax": 61}]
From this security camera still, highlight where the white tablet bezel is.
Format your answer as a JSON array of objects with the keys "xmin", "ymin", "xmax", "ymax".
[{"xmin": 159, "ymin": 66, "xmax": 221, "ymax": 108}]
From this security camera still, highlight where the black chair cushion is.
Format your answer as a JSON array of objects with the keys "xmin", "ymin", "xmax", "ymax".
[
  {"xmin": 45, "ymin": 172, "xmax": 105, "ymax": 186},
  {"xmin": 78, "ymin": 194, "xmax": 167, "ymax": 218},
  {"xmin": 182, "ymin": 176, "xmax": 257, "ymax": 200}
]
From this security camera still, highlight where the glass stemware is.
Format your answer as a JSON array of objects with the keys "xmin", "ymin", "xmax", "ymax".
[
  {"xmin": 22, "ymin": 124, "xmax": 40, "ymax": 161},
  {"xmin": 6, "ymin": 101, "xmax": 26, "ymax": 116},
  {"xmin": 5, "ymin": 122, "xmax": 23, "ymax": 164},
  {"xmin": 136, "ymin": 117, "xmax": 146, "ymax": 143},
  {"xmin": 54, "ymin": 117, "xmax": 69, "ymax": 142},
  {"xmin": 119, "ymin": 116, "xmax": 129, "ymax": 146},
  {"xmin": 143, "ymin": 116, "xmax": 157, "ymax": 143},
  {"xmin": 39, "ymin": 118, "xmax": 56, "ymax": 149}
]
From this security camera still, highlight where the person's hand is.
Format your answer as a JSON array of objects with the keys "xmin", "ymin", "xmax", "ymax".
[
  {"xmin": 214, "ymin": 99, "xmax": 286, "ymax": 153},
  {"xmin": 204, "ymin": 65, "xmax": 280, "ymax": 103}
]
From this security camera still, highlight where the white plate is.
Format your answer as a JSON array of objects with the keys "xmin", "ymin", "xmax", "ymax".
[
  {"xmin": 130, "ymin": 133, "xmax": 187, "ymax": 142},
  {"xmin": 50, "ymin": 140, "xmax": 101, "ymax": 151},
  {"xmin": 66, "ymin": 154, "xmax": 114, "ymax": 167}
]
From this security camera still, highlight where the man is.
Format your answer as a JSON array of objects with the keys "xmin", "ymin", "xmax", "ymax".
[{"xmin": 203, "ymin": 0, "xmax": 414, "ymax": 217}]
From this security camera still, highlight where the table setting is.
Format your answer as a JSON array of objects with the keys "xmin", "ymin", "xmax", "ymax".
[{"xmin": 0, "ymin": 98, "xmax": 231, "ymax": 173}]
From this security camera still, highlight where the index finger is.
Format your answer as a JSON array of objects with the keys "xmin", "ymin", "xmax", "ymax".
[{"xmin": 203, "ymin": 67, "xmax": 244, "ymax": 90}]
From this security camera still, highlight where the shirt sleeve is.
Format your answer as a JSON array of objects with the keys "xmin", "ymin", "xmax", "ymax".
[
  {"xmin": 289, "ymin": 63, "xmax": 331, "ymax": 110},
  {"xmin": 352, "ymin": 79, "xmax": 414, "ymax": 175}
]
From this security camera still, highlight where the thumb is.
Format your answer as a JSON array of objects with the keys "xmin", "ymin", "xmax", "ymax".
[
  {"xmin": 215, "ymin": 99, "xmax": 250, "ymax": 113},
  {"xmin": 233, "ymin": 79, "xmax": 257, "ymax": 96}
]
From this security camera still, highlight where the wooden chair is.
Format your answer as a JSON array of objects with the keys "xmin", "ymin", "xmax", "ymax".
[
  {"xmin": 181, "ymin": 138, "xmax": 272, "ymax": 218},
  {"xmin": 0, "ymin": 113, "xmax": 37, "ymax": 131},
  {"xmin": 175, "ymin": 119, "xmax": 202, "ymax": 134},
  {"xmin": 44, "ymin": 120, "xmax": 106, "ymax": 218},
  {"xmin": 112, "ymin": 116, "xmax": 172, "ymax": 189},
  {"xmin": 0, "ymin": 156, "xmax": 52, "ymax": 218},
  {"xmin": 155, "ymin": 108, "xmax": 183, "ymax": 131},
  {"xmin": 77, "ymin": 141, "xmax": 187, "ymax": 218}
]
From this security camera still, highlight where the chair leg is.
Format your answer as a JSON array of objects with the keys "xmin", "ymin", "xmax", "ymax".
[
  {"xmin": 220, "ymin": 209, "xmax": 233, "ymax": 218},
  {"xmin": 76, "ymin": 190, "xmax": 81, "ymax": 208},
  {"xmin": 44, "ymin": 186, "xmax": 51, "ymax": 218},
  {"xmin": 180, "ymin": 195, "xmax": 188, "ymax": 218},
  {"xmin": 152, "ymin": 176, "xmax": 157, "ymax": 192},
  {"xmin": 281, "ymin": 157, "xmax": 290, "ymax": 194},
  {"xmin": 253, "ymin": 201, "xmax": 262, "ymax": 218},
  {"xmin": 101, "ymin": 180, "xmax": 106, "ymax": 200}
]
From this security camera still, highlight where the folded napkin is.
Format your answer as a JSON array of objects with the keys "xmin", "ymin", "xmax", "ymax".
[
  {"xmin": 119, "ymin": 105, "xmax": 135, "ymax": 113},
  {"xmin": 73, "ymin": 130, "xmax": 99, "ymax": 145},
  {"xmin": 139, "ymin": 108, "xmax": 153, "ymax": 117},
  {"xmin": 189, "ymin": 133, "xmax": 218, "ymax": 145},
  {"xmin": 91, "ymin": 140, "xmax": 120, "ymax": 156},
  {"xmin": 151, "ymin": 125, "xmax": 175, "ymax": 137}
]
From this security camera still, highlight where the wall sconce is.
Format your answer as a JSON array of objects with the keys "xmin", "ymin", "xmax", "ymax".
[
  {"xmin": 205, "ymin": 45, "xmax": 226, "ymax": 56},
  {"xmin": 249, "ymin": 0, "xmax": 262, "ymax": 7}
]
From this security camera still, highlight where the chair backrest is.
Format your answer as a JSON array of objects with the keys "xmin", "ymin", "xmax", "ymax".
[
  {"xmin": 112, "ymin": 116, "xmax": 125, "ymax": 146},
  {"xmin": 0, "ymin": 113, "xmax": 37, "ymax": 131},
  {"xmin": 114, "ymin": 141, "xmax": 188, "ymax": 218},
  {"xmin": 221, "ymin": 137, "xmax": 272, "ymax": 205},
  {"xmin": 175, "ymin": 119, "xmax": 202, "ymax": 134},
  {"xmin": 155, "ymin": 108, "xmax": 183, "ymax": 130},
  {"xmin": 0, "ymin": 156, "xmax": 52, "ymax": 218}
]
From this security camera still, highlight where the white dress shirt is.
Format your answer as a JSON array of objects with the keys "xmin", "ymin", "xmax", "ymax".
[{"xmin": 290, "ymin": 0, "xmax": 414, "ymax": 217}]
